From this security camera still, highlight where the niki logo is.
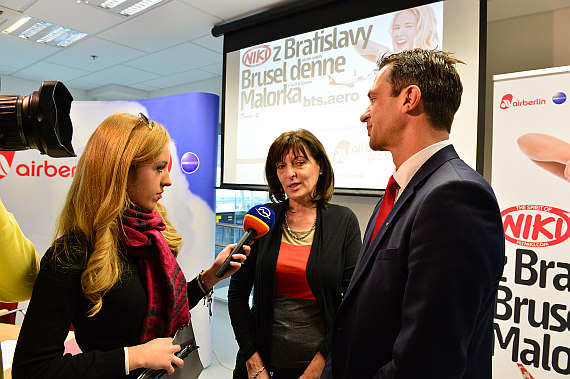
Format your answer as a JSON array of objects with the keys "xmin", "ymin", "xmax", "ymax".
[
  {"xmin": 502, "ymin": 205, "xmax": 570, "ymax": 247},
  {"xmin": 0, "ymin": 151, "xmax": 15, "ymax": 179},
  {"xmin": 499, "ymin": 93, "xmax": 546, "ymax": 109},
  {"xmin": 242, "ymin": 45, "xmax": 272, "ymax": 68}
]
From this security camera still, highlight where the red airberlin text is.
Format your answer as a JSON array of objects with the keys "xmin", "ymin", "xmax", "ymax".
[
  {"xmin": 16, "ymin": 160, "xmax": 77, "ymax": 177},
  {"xmin": 502, "ymin": 205, "xmax": 570, "ymax": 247},
  {"xmin": 500, "ymin": 94, "xmax": 547, "ymax": 109}
]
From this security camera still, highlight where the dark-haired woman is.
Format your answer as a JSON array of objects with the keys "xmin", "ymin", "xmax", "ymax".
[{"xmin": 228, "ymin": 129, "xmax": 361, "ymax": 379}]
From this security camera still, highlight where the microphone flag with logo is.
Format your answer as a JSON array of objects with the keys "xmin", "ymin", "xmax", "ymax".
[{"xmin": 215, "ymin": 205, "xmax": 276, "ymax": 278}]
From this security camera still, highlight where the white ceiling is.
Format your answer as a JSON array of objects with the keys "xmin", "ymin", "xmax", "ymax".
[
  {"xmin": 0, "ymin": 0, "xmax": 569, "ymax": 100},
  {"xmin": 0, "ymin": 0, "xmax": 294, "ymax": 98}
]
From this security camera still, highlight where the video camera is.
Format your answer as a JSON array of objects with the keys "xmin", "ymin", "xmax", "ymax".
[{"xmin": 0, "ymin": 81, "xmax": 75, "ymax": 158}]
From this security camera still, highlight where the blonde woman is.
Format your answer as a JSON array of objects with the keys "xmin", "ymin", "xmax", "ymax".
[
  {"xmin": 13, "ymin": 113, "xmax": 249, "ymax": 378},
  {"xmin": 355, "ymin": 5, "xmax": 440, "ymax": 63}
]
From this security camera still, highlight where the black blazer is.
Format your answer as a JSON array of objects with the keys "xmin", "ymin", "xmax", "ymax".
[
  {"xmin": 228, "ymin": 202, "xmax": 361, "ymax": 377},
  {"xmin": 12, "ymin": 234, "xmax": 207, "ymax": 379},
  {"xmin": 324, "ymin": 145, "xmax": 505, "ymax": 378}
]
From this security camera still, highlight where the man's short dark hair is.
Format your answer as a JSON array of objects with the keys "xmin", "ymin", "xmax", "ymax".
[{"xmin": 378, "ymin": 49, "xmax": 464, "ymax": 132}]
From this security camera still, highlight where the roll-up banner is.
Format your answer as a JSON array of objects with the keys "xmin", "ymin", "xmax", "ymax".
[
  {"xmin": 0, "ymin": 92, "xmax": 218, "ymax": 366},
  {"xmin": 492, "ymin": 67, "xmax": 570, "ymax": 378}
]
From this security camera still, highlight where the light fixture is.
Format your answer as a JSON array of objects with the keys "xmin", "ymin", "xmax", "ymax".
[
  {"xmin": 18, "ymin": 21, "xmax": 50, "ymax": 39},
  {"xmin": 57, "ymin": 32, "xmax": 88, "ymax": 47},
  {"xmin": 119, "ymin": 0, "xmax": 164, "ymax": 16},
  {"xmin": 3, "ymin": 16, "xmax": 30, "ymax": 34},
  {"xmin": 82, "ymin": 0, "xmax": 170, "ymax": 17},
  {"xmin": 36, "ymin": 27, "xmax": 65, "ymax": 43},
  {"xmin": 2, "ymin": 16, "xmax": 88, "ymax": 48},
  {"xmin": 99, "ymin": 0, "xmax": 128, "ymax": 9}
]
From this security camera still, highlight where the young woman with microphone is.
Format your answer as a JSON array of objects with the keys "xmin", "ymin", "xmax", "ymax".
[
  {"xmin": 228, "ymin": 129, "xmax": 362, "ymax": 379},
  {"xmin": 12, "ymin": 113, "xmax": 249, "ymax": 378}
]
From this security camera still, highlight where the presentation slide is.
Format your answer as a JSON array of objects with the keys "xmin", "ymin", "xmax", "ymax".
[{"xmin": 223, "ymin": 2, "xmax": 444, "ymax": 192}]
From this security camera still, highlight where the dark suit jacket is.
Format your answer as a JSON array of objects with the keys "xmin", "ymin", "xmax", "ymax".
[{"xmin": 324, "ymin": 145, "xmax": 505, "ymax": 379}]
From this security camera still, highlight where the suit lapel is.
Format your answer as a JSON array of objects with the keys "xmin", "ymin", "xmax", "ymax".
[{"xmin": 342, "ymin": 145, "xmax": 459, "ymax": 302}]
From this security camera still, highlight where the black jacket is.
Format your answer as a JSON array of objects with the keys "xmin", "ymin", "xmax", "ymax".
[
  {"xmin": 228, "ymin": 202, "xmax": 362, "ymax": 377},
  {"xmin": 13, "ymin": 233, "xmax": 205, "ymax": 379}
]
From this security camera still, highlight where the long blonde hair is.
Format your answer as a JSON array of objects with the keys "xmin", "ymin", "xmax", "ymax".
[
  {"xmin": 54, "ymin": 113, "xmax": 182, "ymax": 316},
  {"xmin": 391, "ymin": 5, "xmax": 440, "ymax": 51}
]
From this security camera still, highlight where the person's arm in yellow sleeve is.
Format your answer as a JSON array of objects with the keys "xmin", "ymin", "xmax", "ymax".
[{"xmin": 0, "ymin": 196, "xmax": 40, "ymax": 302}]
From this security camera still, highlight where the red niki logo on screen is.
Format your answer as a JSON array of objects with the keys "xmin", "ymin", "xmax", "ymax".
[
  {"xmin": 499, "ymin": 94, "xmax": 547, "ymax": 109},
  {"xmin": 242, "ymin": 45, "xmax": 272, "ymax": 67},
  {"xmin": 502, "ymin": 205, "xmax": 570, "ymax": 247}
]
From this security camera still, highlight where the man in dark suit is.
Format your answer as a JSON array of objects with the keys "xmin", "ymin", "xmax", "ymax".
[{"xmin": 323, "ymin": 49, "xmax": 505, "ymax": 378}]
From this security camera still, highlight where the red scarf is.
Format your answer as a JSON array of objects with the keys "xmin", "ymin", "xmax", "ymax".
[{"xmin": 119, "ymin": 207, "xmax": 190, "ymax": 343}]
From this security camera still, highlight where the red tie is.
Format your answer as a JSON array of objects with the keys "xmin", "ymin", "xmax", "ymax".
[{"xmin": 371, "ymin": 176, "xmax": 398, "ymax": 241}]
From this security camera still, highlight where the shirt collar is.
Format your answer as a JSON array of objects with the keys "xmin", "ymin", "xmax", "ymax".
[{"xmin": 393, "ymin": 140, "xmax": 452, "ymax": 201}]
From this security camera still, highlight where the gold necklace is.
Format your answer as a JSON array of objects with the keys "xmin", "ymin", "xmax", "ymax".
[{"xmin": 284, "ymin": 213, "xmax": 317, "ymax": 241}]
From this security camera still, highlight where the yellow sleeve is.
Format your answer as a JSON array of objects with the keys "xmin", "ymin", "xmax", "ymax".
[{"xmin": 0, "ymin": 197, "xmax": 40, "ymax": 302}]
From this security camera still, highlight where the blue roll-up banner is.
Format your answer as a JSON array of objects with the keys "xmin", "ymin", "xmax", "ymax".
[{"xmin": 0, "ymin": 92, "xmax": 219, "ymax": 367}]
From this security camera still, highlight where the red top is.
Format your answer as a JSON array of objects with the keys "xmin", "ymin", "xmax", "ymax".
[{"xmin": 275, "ymin": 242, "xmax": 315, "ymax": 300}]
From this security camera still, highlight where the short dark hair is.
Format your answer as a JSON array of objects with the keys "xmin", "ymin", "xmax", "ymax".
[
  {"xmin": 265, "ymin": 129, "xmax": 334, "ymax": 206},
  {"xmin": 378, "ymin": 49, "xmax": 464, "ymax": 132}
]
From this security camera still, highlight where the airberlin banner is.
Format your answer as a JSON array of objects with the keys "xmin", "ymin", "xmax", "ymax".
[
  {"xmin": 492, "ymin": 66, "xmax": 570, "ymax": 378},
  {"xmin": 0, "ymin": 92, "xmax": 218, "ymax": 366}
]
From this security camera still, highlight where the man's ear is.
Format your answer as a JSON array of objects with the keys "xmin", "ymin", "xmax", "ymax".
[{"xmin": 401, "ymin": 85, "xmax": 421, "ymax": 113}]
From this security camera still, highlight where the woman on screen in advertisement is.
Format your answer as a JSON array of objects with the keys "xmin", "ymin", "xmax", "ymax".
[
  {"xmin": 12, "ymin": 113, "xmax": 250, "ymax": 379},
  {"xmin": 355, "ymin": 5, "xmax": 439, "ymax": 63},
  {"xmin": 517, "ymin": 132, "xmax": 570, "ymax": 181},
  {"xmin": 228, "ymin": 129, "xmax": 362, "ymax": 379}
]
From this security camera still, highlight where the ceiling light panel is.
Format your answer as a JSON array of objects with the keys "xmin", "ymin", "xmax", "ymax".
[
  {"xmin": 99, "ymin": 0, "xmax": 129, "ymax": 9},
  {"xmin": 119, "ymin": 0, "xmax": 165, "ymax": 16},
  {"xmin": 86, "ymin": 0, "xmax": 170, "ymax": 17},
  {"xmin": 2, "ymin": 16, "xmax": 88, "ymax": 48},
  {"xmin": 18, "ymin": 21, "xmax": 50, "ymax": 39},
  {"xmin": 3, "ymin": 16, "xmax": 30, "ymax": 34}
]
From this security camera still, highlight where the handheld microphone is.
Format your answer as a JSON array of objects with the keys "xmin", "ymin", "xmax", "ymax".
[{"xmin": 215, "ymin": 205, "xmax": 276, "ymax": 278}]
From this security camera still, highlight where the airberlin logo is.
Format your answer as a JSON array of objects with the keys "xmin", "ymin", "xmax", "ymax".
[
  {"xmin": 0, "ymin": 152, "xmax": 15, "ymax": 179},
  {"xmin": 333, "ymin": 141, "xmax": 350, "ymax": 164},
  {"xmin": 499, "ymin": 94, "xmax": 547, "ymax": 109},
  {"xmin": 502, "ymin": 205, "xmax": 570, "ymax": 247},
  {"xmin": 0, "ymin": 152, "xmax": 76, "ymax": 179},
  {"xmin": 242, "ymin": 45, "xmax": 272, "ymax": 68}
]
